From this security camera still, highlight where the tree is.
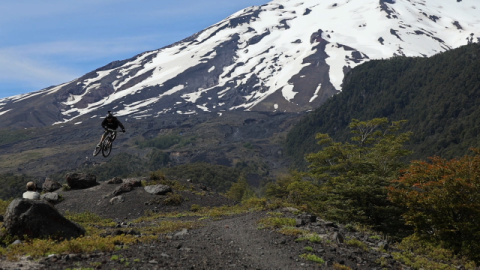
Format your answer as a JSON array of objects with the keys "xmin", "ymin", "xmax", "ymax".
[
  {"xmin": 306, "ymin": 118, "xmax": 412, "ymax": 232},
  {"xmin": 388, "ymin": 149, "xmax": 480, "ymax": 261},
  {"xmin": 225, "ymin": 175, "xmax": 256, "ymax": 202}
]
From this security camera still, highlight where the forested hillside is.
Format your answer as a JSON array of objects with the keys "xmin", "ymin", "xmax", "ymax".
[{"xmin": 286, "ymin": 43, "xmax": 480, "ymax": 168}]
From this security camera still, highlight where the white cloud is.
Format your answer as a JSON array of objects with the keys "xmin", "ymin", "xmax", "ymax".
[{"xmin": 0, "ymin": 35, "xmax": 166, "ymax": 89}]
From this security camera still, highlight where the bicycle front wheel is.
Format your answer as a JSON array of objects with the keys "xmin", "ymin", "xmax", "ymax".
[
  {"xmin": 93, "ymin": 144, "xmax": 101, "ymax": 157},
  {"xmin": 102, "ymin": 139, "xmax": 113, "ymax": 157}
]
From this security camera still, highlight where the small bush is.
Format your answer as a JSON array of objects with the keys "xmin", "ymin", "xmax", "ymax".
[
  {"xmin": 190, "ymin": 204, "xmax": 201, "ymax": 212},
  {"xmin": 62, "ymin": 184, "xmax": 71, "ymax": 191},
  {"xmin": 147, "ymin": 170, "xmax": 187, "ymax": 191},
  {"xmin": 163, "ymin": 193, "xmax": 184, "ymax": 206},
  {"xmin": 300, "ymin": 253, "xmax": 324, "ymax": 264},
  {"xmin": 149, "ymin": 170, "xmax": 166, "ymax": 181}
]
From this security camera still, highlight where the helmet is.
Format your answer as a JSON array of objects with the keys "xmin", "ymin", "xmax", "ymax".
[{"xmin": 106, "ymin": 111, "xmax": 114, "ymax": 119}]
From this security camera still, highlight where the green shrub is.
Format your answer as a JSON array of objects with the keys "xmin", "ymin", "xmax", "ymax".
[
  {"xmin": 163, "ymin": 193, "xmax": 184, "ymax": 206},
  {"xmin": 392, "ymin": 235, "xmax": 477, "ymax": 270},
  {"xmin": 0, "ymin": 173, "xmax": 38, "ymax": 200},
  {"xmin": 389, "ymin": 150, "xmax": 480, "ymax": 262},
  {"xmin": 147, "ymin": 149, "xmax": 170, "ymax": 170},
  {"xmin": 305, "ymin": 118, "xmax": 411, "ymax": 235},
  {"xmin": 0, "ymin": 199, "xmax": 12, "ymax": 215}
]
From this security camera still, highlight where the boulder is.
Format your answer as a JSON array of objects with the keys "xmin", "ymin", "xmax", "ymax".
[
  {"xmin": 66, "ymin": 173, "xmax": 97, "ymax": 189},
  {"xmin": 124, "ymin": 178, "xmax": 143, "ymax": 187},
  {"xmin": 107, "ymin": 177, "xmax": 123, "ymax": 184},
  {"xmin": 1, "ymin": 198, "xmax": 85, "ymax": 240},
  {"xmin": 112, "ymin": 183, "xmax": 135, "ymax": 196},
  {"xmin": 144, "ymin": 184, "xmax": 172, "ymax": 195},
  {"xmin": 40, "ymin": 192, "xmax": 60, "ymax": 203},
  {"xmin": 42, "ymin": 179, "xmax": 62, "ymax": 192}
]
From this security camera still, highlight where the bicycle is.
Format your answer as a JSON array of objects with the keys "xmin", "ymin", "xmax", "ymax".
[{"xmin": 93, "ymin": 128, "xmax": 118, "ymax": 157}]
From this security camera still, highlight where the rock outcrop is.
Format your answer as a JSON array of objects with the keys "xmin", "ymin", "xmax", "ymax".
[
  {"xmin": 1, "ymin": 198, "xmax": 85, "ymax": 240},
  {"xmin": 66, "ymin": 173, "xmax": 98, "ymax": 189},
  {"xmin": 42, "ymin": 178, "xmax": 62, "ymax": 192}
]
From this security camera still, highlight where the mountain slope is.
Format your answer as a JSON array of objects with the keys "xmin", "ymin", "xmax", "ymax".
[
  {"xmin": 285, "ymin": 42, "xmax": 480, "ymax": 168},
  {"xmin": 1, "ymin": 0, "xmax": 479, "ymax": 128}
]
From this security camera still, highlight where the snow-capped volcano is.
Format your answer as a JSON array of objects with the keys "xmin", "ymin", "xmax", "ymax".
[{"xmin": 1, "ymin": 0, "xmax": 479, "ymax": 128}]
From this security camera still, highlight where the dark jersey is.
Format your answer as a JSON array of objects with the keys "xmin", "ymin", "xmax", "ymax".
[{"xmin": 101, "ymin": 117, "xmax": 125, "ymax": 130}]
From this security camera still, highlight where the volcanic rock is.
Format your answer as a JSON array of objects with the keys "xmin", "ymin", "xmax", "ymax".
[
  {"xmin": 42, "ymin": 178, "xmax": 62, "ymax": 192},
  {"xmin": 1, "ymin": 198, "xmax": 85, "ymax": 240},
  {"xmin": 66, "ymin": 173, "xmax": 98, "ymax": 189}
]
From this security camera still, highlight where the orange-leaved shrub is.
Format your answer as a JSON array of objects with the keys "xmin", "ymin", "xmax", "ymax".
[{"xmin": 388, "ymin": 149, "xmax": 480, "ymax": 261}]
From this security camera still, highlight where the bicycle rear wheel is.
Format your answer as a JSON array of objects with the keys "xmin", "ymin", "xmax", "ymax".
[{"xmin": 102, "ymin": 138, "xmax": 113, "ymax": 157}]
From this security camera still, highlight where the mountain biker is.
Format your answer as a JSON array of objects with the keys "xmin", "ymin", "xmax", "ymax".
[{"xmin": 97, "ymin": 111, "xmax": 125, "ymax": 147}]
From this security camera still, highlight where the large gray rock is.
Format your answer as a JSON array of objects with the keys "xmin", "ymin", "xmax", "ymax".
[
  {"xmin": 66, "ymin": 173, "xmax": 97, "ymax": 189},
  {"xmin": 144, "ymin": 184, "xmax": 172, "ymax": 195},
  {"xmin": 42, "ymin": 178, "xmax": 62, "ymax": 192},
  {"xmin": 1, "ymin": 198, "xmax": 85, "ymax": 240},
  {"xmin": 40, "ymin": 192, "xmax": 60, "ymax": 203}
]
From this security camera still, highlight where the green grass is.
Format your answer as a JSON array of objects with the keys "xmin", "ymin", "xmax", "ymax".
[
  {"xmin": 278, "ymin": 227, "xmax": 307, "ymax": 236},
  {"xmin": 304, "ymin": 246, "xmax": 314, "ymax": 252},
  {"xmin": 345, "ymin": 238, "xmax": 369, "ymax": 252},
  {"xmin": 65, "ymin": 211, "xmax": 116, "ymax": 227},
  {"xmin": 300, "ymin": 253, "xmax": 324, "ymax": 264},
  {"xmin": 257, "ymin": 217, "xmax": 296, "ymax": 229},
  {"xmin": 296, "ymin": 233, "xmax": 323, "ymax": 243}
]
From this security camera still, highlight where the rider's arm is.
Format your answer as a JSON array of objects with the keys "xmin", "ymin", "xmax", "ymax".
[{"xmin": 117, "ymin": 119, "xmax": 125, "ymax": 131}]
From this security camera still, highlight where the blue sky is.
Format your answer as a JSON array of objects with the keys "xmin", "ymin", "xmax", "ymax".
[{"xmin": 0, "ymin": 0, "xmax": 269, "ymax": 99}]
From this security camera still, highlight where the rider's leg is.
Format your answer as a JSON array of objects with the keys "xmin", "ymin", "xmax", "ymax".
[{"xmin": 98, "ymin": 132, "xmax": 107, "ymax": 145}]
